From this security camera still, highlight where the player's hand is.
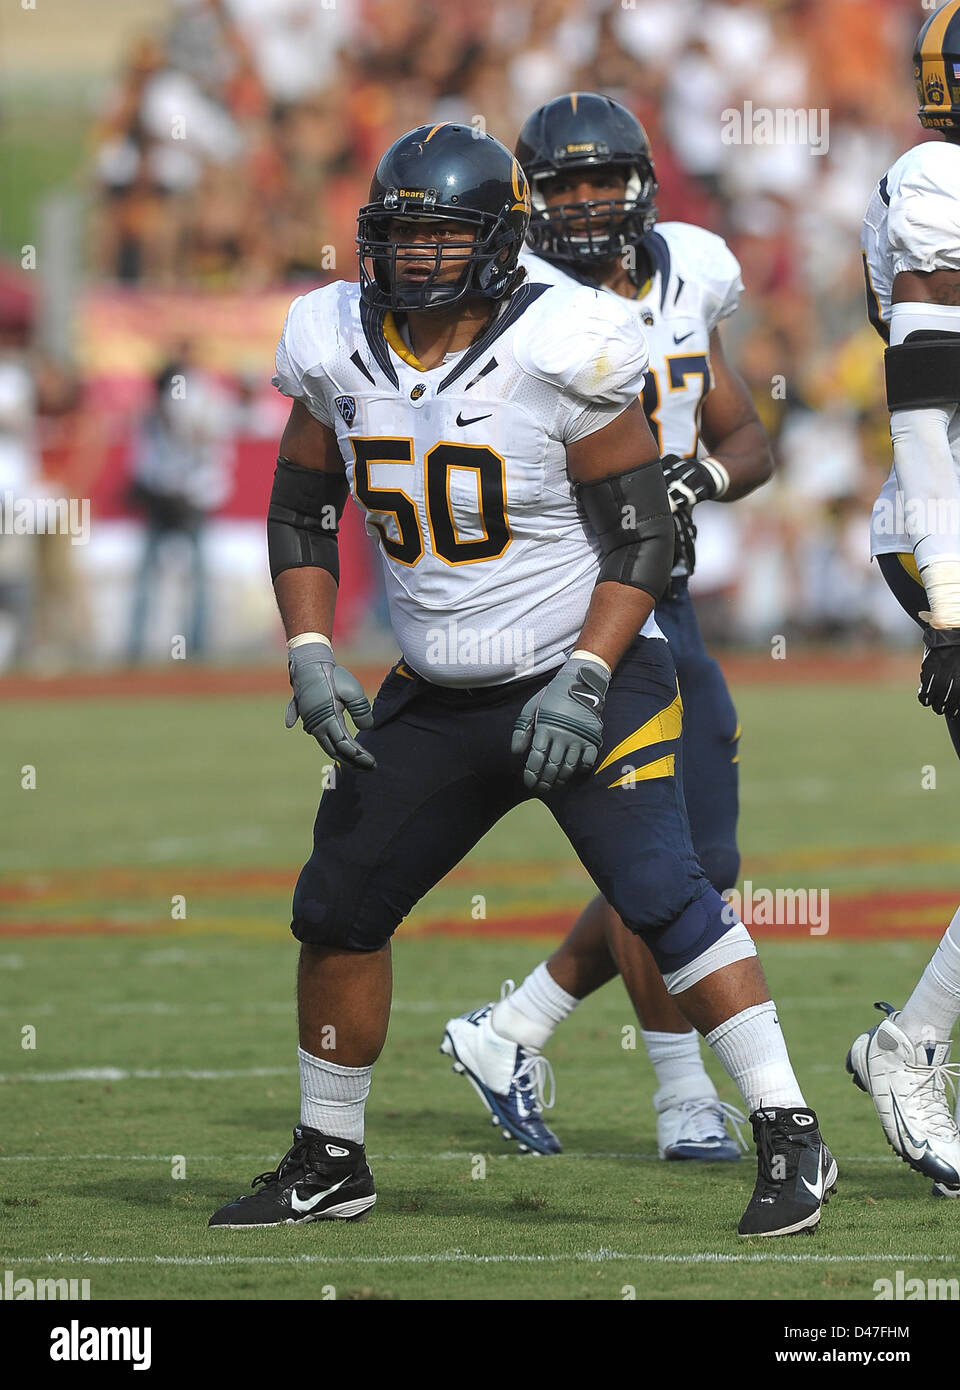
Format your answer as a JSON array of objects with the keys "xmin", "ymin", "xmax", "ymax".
[
  {"xmin": 662, "ymin": 454, "xmax": 727, "ymax": 512},
  {"xmin": 672, "ymin": 503, "xmax": 697, "ymax": 576},
  {"xmin": 511, "ymin": 655, "xmax": 610, "ymax": 794},
  {"xmin": 919, "ymin": 623, "xmax": 960, "ymax": 720},
  {"xmin": 285, "ymin": 641, "xmax": 376, "ymax": 770}
]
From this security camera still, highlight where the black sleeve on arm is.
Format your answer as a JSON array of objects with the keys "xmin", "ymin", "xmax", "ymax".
[
  {"xmin": 267, "ymin": 456, "xmax": 350, "ymax": 582},
  {"xmin": 884, "ymin": 331, "xmax": 960, "ymax": 412},
  {"xmin": 574, "ymin": 455, "xmax": 677, "ymax": 602}
]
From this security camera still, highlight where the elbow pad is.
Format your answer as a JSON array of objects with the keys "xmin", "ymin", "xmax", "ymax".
[
  {"xmin": 884, "ymin": 331, "xmax": 960, "ymax": 412},
  {"xmin": 575, "ymin": 456, "xmax": 677, "ymax": 602},
  {"xmin": 267, "ymin": 456, "xmax": 349, "ymax": 582}
]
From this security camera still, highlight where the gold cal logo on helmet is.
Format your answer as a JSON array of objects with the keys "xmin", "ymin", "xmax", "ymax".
[{"xmin": 510, "ymin": 159, "xmax": 530, "ymax": 215}]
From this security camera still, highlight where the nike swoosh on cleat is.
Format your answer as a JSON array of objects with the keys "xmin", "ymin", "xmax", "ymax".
[
  {"xmin": 891, "ymin": 1094, "xmax": 930, "ymax": 1159},
  {"xmin": 290, "ymin": 1173, "xmax": 351, "ymax": 1213},
  {"xmin": 801, "ymin": 1170, "xmax": 824, "ymax": 1201}
]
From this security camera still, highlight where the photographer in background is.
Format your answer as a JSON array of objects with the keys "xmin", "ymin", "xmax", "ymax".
[{"xmin": 127, "ymin": 348, "xmax": 232, "ymax": 663}]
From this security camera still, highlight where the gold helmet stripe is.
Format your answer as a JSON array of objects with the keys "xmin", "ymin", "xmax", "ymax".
[
  {"xmin": 570, "ymin": 91, "xmax": 579, "ymax": 114},
  {"xmin": 919, "ymin": 0, "xmax": 960, "ymax": 111},
  {"xmin": 424, "ymin": 123, "xmax": 448, "ymax": 142},
  {"xmin": 920, "ymin": 0, "xmax": 960, "ymax": 60}
]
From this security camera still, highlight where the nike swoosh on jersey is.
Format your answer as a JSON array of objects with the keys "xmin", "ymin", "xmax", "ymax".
[
  {"xmin": 289, "ymin": 1173, "xmax": 351, "ymax": 1213},
  {"xmin": 673, "ymin": 331, "xmax": 695, "ymax": 345},
  {"xmin": 455, "ymin": 412, "xmax": 492, "ymax": 427}
]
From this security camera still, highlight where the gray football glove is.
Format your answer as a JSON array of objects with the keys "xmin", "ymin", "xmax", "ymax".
[
  {"xmin": 285, "ymin": 641, "xmax": 376, "ymax": 771},
  {"xmin": 511, "ymin": 654, "xmax": 610, "ymax": 794}
]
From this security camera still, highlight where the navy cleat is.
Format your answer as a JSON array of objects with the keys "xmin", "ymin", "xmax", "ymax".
[
  {"xmin": 208, "ymin": 1126, "xmax": 376, "ymax": 1228},
  {"xmin": 441, "ymin": 995, "xmax": 560, "ymax": 1155}
]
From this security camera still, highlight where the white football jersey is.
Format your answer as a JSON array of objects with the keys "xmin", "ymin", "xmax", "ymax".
[
  {"xmin": 863, "ymin": 141, "xmax": 960, "ymax": 557},
  {"xmin": 521, "ymin": 221, "xmax": 744, "ymax": 575},
  {"xmin": 274, "ymin": 277, "xmax": 661, "ymax": 686}
]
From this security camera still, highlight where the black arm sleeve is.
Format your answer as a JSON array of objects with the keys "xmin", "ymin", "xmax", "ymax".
[
  {"xmin": 267, "ymin": 456, "xmax": 350, "ymax": 583},
  {"xmin": 884, "ymin": 331, "xmax": 960, "ymax": 411},
  {"xmin": 574, "ymin": 455, "xmax": 676, "ymax": 602}
]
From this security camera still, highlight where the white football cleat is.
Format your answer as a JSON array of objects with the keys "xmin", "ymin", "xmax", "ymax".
[
  {"xmin": 846, "ymin": 1002, "xmax": 960, "ymax": 1186},
  {"xmin": 933, "ymin": 1088, "xmax": 960, "ymax": 1196},
  {"xmin": 655, "ymin": 1076, "xmax": 747, "ymax": 1161},
  {"xmin": 441, "ymin": 996, "xmax": 561, "ymax": 1155}
]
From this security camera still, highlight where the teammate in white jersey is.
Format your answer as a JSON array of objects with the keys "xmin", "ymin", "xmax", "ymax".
[
  {"xmin": 208, "ymin": 123, "xmax": 833, "ymax": 1237},
  {"xmin": 443, "ymin": 95, "xmax": 774, "ymax": 1165},
  {"xmin": 847, "ymin": 0, "xmax": 960, "ymax": 1194}
]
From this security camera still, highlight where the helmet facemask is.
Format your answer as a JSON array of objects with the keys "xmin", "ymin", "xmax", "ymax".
[
  {"xmin": 357, "ymin": 204, "xmax": 519, "ymax": 313},
  {"xmin": 528, "ymin": 160, "xmax": 658, "ymax": 265}
]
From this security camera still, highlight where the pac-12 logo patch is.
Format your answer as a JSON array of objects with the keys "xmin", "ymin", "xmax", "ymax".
[{"xmin": 335, "ymin": 395, "xmax": 357, "ymax": 425}]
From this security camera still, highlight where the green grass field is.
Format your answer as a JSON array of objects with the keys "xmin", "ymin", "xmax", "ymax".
[{"xmin": 2, "ymin": 669, "xmax": 960, "ymax": 1301}]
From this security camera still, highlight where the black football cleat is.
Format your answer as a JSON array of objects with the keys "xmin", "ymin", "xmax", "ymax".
[
  {"xmin": 737, "ymin": 1107, "xmax": 837, "ymax": 1238},
  {"xmin": 208, "ymin": 1126, "xmax": 376, "ymax": 1228}
]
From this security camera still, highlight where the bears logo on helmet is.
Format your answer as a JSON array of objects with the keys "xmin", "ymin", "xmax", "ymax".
[{"xmin": 914, "ymin": 0, "xmax": 960, "ymax": 130}]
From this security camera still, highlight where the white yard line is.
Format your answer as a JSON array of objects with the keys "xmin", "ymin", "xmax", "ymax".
[
  {"xmin": 2, "ymin": 1252, "xmax": 955, "ymax": 1267},
  {"xmin": 0, "ymin": 1151, "xmax": 904, "ymax": 1164},
  {"xmin": 0, "ymin": 1066, "xmax": 295, "ymax": 1082},
  {"xmin": 0, "ymin": 1000, "xmax": 446, "ymax": 1017}
]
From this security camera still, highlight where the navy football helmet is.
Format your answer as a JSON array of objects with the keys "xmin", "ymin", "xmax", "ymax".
[
  {"xmin": 515, "ymin": 93, "xmax": 658, "ymax": 265},
  {"xmin": 357, "ymin": 123, "xmax": 531, "ymax": 311}
]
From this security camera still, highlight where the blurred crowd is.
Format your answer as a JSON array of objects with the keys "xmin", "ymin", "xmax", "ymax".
[{"xmin": 3, "ymin": 0, "xmax": 930, "ymax": 666}]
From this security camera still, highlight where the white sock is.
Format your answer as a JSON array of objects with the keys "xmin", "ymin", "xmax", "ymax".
[
  {"xmin": 899, "ymin": 908, "xmax": 960, "ymax": 1045},
  {"xmin": 491, "ymin": 963, "xmax": 579, "ymax": 1051},
  {"xmin": 298, "ymin": 1046, "xmax": 371, "ymax": 1143},
  {"xmin": 705, "ymin": 1001, "xmax": 805, "ymax": 1111},
  {"xmin": 642, "ymin": 1029, "xmax": 716, "ymax": 1100}
]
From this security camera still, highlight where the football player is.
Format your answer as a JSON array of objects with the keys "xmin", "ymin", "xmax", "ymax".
[
  {"xmin": 208, "ymin": 123, "xmax": 833, "ymax": 1237},
  {"xmin": 847, "ymin": 0, "xmax": 960, "ymax": 1195},
  {"xmin": 442, "ymin": 94, "xmax": 773, "ymax": 1163}
]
